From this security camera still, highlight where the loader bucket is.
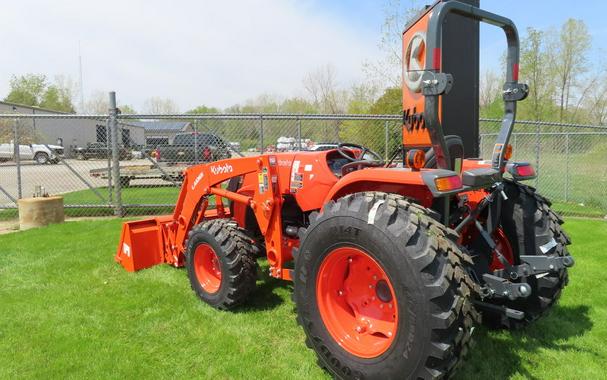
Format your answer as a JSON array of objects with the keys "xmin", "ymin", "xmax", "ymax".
[{"xmin": 115, "ymin": 218, "xmax": 166, "ymax": 272}]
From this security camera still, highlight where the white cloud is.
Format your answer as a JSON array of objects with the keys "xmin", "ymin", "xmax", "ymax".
[{"xmin": 0, "ymin": 0, "xmax": 380, "ymax": 111}]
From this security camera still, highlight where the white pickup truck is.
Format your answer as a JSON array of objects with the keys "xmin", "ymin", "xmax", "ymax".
[{"xmin": 0, "ymin": 142, "xmax": 64, "ymax": 164}]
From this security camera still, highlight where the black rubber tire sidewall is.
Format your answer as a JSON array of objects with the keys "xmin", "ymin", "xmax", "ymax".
[{"xmin": 186, "ymin": 227, "xmax": 232, "ymax": 306}]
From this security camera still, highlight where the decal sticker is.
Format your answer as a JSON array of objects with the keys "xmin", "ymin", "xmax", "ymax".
[
  {"xmin": 258, "ymin": 173, "xmax": 265, "ymax": 193},
  {"xmin": 191, "ymin": 172, "xmax": 204, "ymax": 190},
  {"xmin": 304, "ymin": 164, "xmax": 313, "ymax": 172},
  {"xmin": 290, "ymin": 160, "xmax": 302, "ymax": 193},
  {"xmin": 367, "ymin": 200, "xmax": 385, "ymax": 224},
  {"xmin": 539, "ymin": 238, "xmax": 558, "ymax": 254},
  {"xmin": 269, "ymin": 156, "xmax": 277, "ymax": 166},
  {"xmin": 210, "ymin": 163, "xmax": 233, "ymax": 175},
  {"xmin": 122, "ymin": 243, "xmax": 131, "ymax": 257}
]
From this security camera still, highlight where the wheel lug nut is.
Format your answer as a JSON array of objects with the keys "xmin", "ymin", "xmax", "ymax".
[
  {"xmin": 338, "ymin": 290, "xmax": 344, "ymax": 296},
  {"xmin": 388, "ymin": 303, "xmax": 392, "ymax": 308},
  {"xmin": 373, "ymin": 275, "xmax": 378, "ymax": 280},
  {"xmin": 369, "ymin": 284, "xmax": 373, "ymax": 289},
  {"xmin": 355, "ymin": 325, "xmax": 366, "ymax": 333}
]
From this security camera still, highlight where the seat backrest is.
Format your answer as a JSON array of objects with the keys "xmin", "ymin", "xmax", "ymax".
[{"xmin": 423, "ymin": 135, "xmax": 464, "ymax": 170}]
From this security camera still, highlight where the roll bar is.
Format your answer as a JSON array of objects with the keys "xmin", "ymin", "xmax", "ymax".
[{"xmin": 422, "ymin": 1, "xmax": 528, "ymax": 171}]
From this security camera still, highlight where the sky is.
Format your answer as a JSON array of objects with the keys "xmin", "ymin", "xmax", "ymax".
[{"xmin": 1, "ymin": 0, "xmax": 606, "ymax": 112}]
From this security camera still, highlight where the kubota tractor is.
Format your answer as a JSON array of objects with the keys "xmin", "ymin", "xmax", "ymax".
[{"xmin": 116, "ymin": 1, "xmax": 574, "ymax": 378}]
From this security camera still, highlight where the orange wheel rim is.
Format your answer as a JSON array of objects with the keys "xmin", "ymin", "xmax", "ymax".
[
  {"xmin": 316, "ymin": 247, "xmax": 398, "ymax": 358},
  {"xmin": 193, "ymin": 243, "xmax": 222, "ymax": 294},
  {"xmin": 490, "ymin": 228, "xmax": 515, "ymax": 271}
]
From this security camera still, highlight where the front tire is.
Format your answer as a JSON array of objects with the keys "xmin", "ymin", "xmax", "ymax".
[
  {"xmin": 295, "ymin": 192, "xmax": 479, "ymax": 379},
  {"xmin": 185, "ymin": 219, "xmax": 258, "ymax": 310}
]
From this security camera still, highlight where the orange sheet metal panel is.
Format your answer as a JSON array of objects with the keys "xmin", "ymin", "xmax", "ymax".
[
  {"xmin": 115, "ymin": 217, "xmax": 166, "ymax": 272},
  {"xmin": 402, "ymin": 6, "xmax": 436, "ymax": 148}
]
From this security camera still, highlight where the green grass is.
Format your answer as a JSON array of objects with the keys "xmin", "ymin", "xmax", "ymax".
[{"xmin": 0, "ymin": 218, "xmax": 605, "ymax": 379}]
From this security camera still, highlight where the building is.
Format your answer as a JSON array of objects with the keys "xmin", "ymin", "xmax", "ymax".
[
  {"xmin": 0, "ymin": 101, "xmax": 145, "ymax": 156},
  {"xmin": 128, "ymin": 121, "xmax": 192, "ymax": 147}
]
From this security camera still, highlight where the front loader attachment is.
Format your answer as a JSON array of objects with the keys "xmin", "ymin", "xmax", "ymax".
[{"xmin": 115, "ymin": 216, "xmax": 170, "ymax": 272}]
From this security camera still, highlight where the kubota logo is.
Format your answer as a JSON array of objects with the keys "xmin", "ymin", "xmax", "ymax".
[
  {"xmin": 404, "ymin": 31, "xmax": 426, "ymax": 93},
  {"xmin": 191, "ymin": 172, "xmax": 204, "ymax": 190},
  {"xmin": 210, "ymin": 163, "xmax": 233, "ymax": 175}
]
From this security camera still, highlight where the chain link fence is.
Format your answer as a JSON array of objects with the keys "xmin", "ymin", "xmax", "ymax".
[{"xmin": 1, "ymin": 100, "xmax": 606, "ymax": 222}]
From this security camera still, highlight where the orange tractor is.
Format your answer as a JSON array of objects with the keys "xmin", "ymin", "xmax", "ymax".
[{"xmin": 116, "ymin": 1, "xmax": 574, "ymax": 378}]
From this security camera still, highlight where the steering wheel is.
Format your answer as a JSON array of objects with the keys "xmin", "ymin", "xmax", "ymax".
[{"xmin": 337, "ymin": 142, "xmax": 383, "ymax": 163}]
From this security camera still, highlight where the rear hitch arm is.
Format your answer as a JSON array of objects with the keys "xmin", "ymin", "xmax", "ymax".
[
  {"xmin": 481, "ymin": 274, "xmax": 532, "ymax": 301},
  {"xmin": 520, "ymin": 255, "xmax": 575, "ymax": 272}
]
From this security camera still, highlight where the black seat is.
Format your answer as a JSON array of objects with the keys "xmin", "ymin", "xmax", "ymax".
[{"xmin": 423, "ymin": 135, "xmax": 464, "ymax": 170}]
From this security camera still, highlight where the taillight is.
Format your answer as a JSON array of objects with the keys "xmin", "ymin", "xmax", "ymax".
[
  {"xmin": 506, "ymin": 162, "xmax": 536, "ymax": 180},
  {"xmin": 434, "ymin": 175, "xmax": 462, "ymax": 192},
  {"xmin": 514, "ymin": 164, "xmax": 535, "ymax": 177},
  {"xmin": 203, "ymin": 147, "xmax": 212, "ymax": 160}
]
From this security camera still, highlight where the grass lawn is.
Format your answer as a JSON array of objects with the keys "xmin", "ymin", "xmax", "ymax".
[{"xmin": 0, "ymin": 218, "xmax": 605, "ymax": 379}]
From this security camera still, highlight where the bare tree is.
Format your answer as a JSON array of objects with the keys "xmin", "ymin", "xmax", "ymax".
[
  {"xmin": 479, "ymin": 69, "xmax": 501, "ymax": 108},
  {"xmin": 143, "ymin": 97, "xmax": 179, "ymax": 114},
  {"xmin": 586, "ymin": 69, "xmax": 607, "ymax": 125},
  {"xmin": 550, "ymin": 19, "xmax": 591, "ymax": 122},
  {"xmin": 83, "ymin": 90, "xmax": 109, "ymax": 114},
  {"xmin": 303, "ymin": 64, "xmax": 347, "ymax": 114},
  {"xmin": 363, "ymin": 0, "xmax": 422, "ymax": 88},
  {"xmin": 303, "ymin": 64, "xmax": 349, "ymax": 139}
]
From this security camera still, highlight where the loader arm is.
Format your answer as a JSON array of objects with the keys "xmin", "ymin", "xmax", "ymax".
[{"xmin": 116, "ymin": 155, "xmax": 295, "ymax": 280}]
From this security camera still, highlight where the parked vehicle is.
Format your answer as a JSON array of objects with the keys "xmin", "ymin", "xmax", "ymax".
[
  {"xmin": 155, "ymin": 132, "xmax": 231, "ymax": 164},
  {"xmin": 0, "ymin": 142, "xmax": 63, "ymax": 164},
  {"xmin": 308, "ymin": 142, "xmax": 339, "ymax": 151},
  {"xmin": 73, "ymin": 142, "xmax": 132, "ymax": 160}
]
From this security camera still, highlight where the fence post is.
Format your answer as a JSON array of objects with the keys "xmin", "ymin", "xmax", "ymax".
[
  {"xmin": 259, "ymin": 115, "xmax": 264, "ymax": 153},
  {"xmin": 535, "ymin": 123, "xmax": 540, "ymax": 188},
  {"xmin": 13, "ymin": 117, "xmax": 22, "ymax": 199},
  {"xmin": 565, "ymin": 133, "xmax": 570, "ymax": 202},
  {"xmin": 109, "ymin": 92, "xmax": 123, "ymax": 217},
  {"xmin": 194, "ymin": 120, "xmax": 199, "ymax": 164},
  {"xmin": 106, "ymin": 118, "xmax": 113, "ymax": 204},
  {"xmin": 384, "ymin": 121, "xmax": 389, "ymax": 160},
  {"xmin": 297, "ymin": 117, "xmax": 302, "ymax": 150}
]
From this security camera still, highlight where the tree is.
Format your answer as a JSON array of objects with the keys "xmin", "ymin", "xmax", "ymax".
[
  {"xmin": 3, "ymin": 74, "xmax": 76, "ymax": 112},
  {"xmin": 550, "ymin": 19, "xmax": 591, "ymax": 122},
  {"xmin": 586, "ymin": 69, "xmax": 607, "ymax": 125},
  {"xmin": 40, "ymin": 85, "xmax": 75, "ymax": 113},
  {"xmin": 187, "ymin": 105, "xmax": 220, "ymax": 114},
  {"xmin": 518, "ymin": 28, "xmax": 557, "ymax": 121},
  {"xmin": 363, "ymin": 0, "xmax": 422, "ymax": 88},
  {"xmin": 4, "ymin": 74, "xmax": 48, "ymax": 107},
  {"xmin": 119, "ymin": 104, "xmax": 137, "ymax": 114},
  {"xmin": 303, "ymin": 64, "xmax": 347, "ymax": 114},
  {"xmin": 479, "ymin": 69, "xmax": 502, "ymax": 109},
  {"xmin": 143, "ymin": 97, "xmax": 179, "ymax": 114}
]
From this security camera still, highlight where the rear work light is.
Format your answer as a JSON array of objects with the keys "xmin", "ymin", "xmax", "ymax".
[
  {"xmin": 506, "ymin": 162, "xmax": 536, "ymax": 180},
  {"xmin": 406, "ymin": 149, "xmax": 426, "ymax": 170},
  {"xmin": 434, "ymin": 175, "xmax": 462, "ymax": 192}
]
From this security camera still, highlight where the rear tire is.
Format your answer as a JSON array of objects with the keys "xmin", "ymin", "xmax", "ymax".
[
  {"xmin": 482, "ymin": 181, "xmax": 571, "ymax": 329},
  {"xmin": 295, "ymin": 192, "xmax": 480, "ymax": 379},
  {"xmin": 185, "ymin": 219, "xmax": 258, "ymax": 310}
]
